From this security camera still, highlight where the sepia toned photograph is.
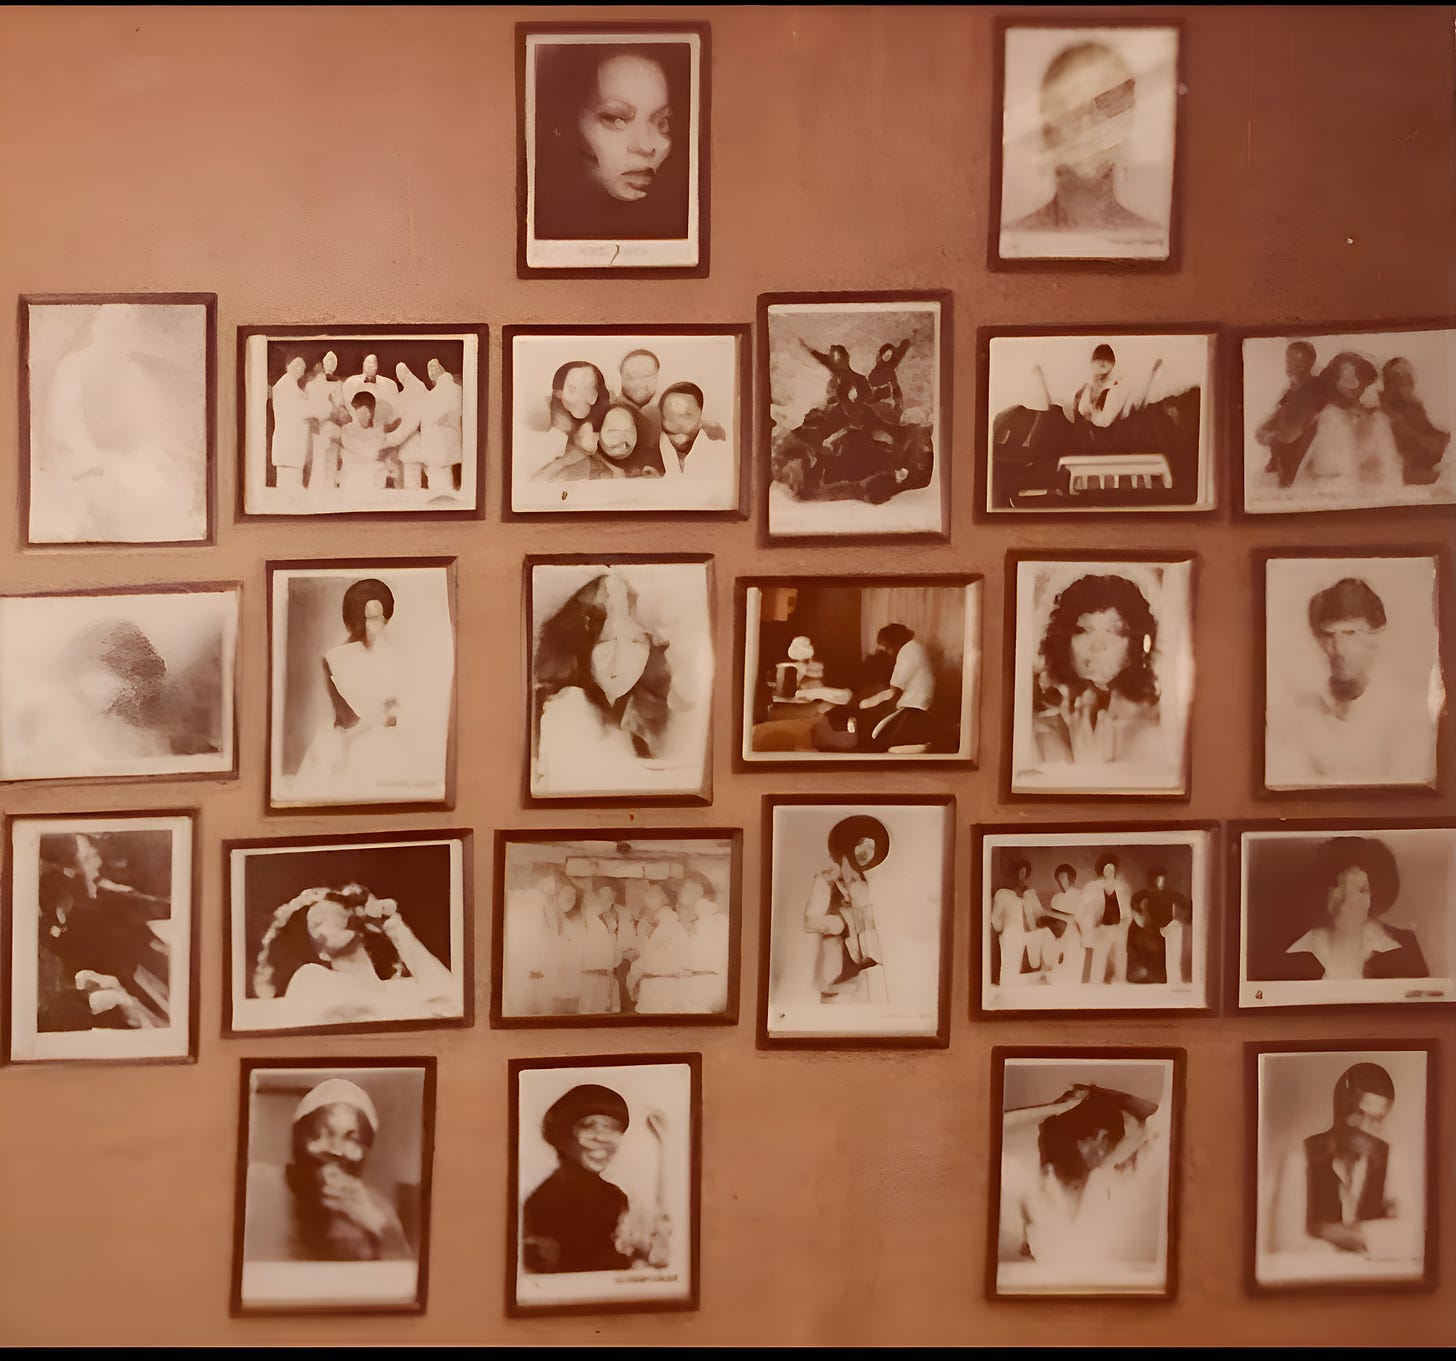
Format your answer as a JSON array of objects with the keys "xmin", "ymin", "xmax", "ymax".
[
  {"xmin": 269, "ymin": 561, "xmax": 456, "ymax": 810},
  {"xmin": 994, "ymin": 22, "xmax": 1180, "ymax": 266},
  {"xmin": 495, "ymin": 831, "xmax": 739, "ymax": 1025},
  {"xmin": 1250, "ymin": 1043, "xmax": 1436, "ymax": 1293},
  {"xmin": 239, "ymin": 325, "xmax": 484, "ymax": 519},
  {"xmin": 1261, "ymin": 552, "xmax": 1445, "ymax": 793},
  {"xmin": 0, "ymin": 586, "xmax": 239, "ymax": 785},
  {"xmin": 982, "ymin": 328, "xmax": 1217, "ymax": 514},
  {"xmin": 978, "ymin": 825, "xmax": 1213, "ymax": 1015},
  {"xmin": 21, "ymin": 293, "xmax": 215, "ymax": 546},
  {"xmin": 761, "ymin": 799, "xmax": 953, "ymax": 1046},
  {"xmin": 1240, "ymin": 324, "xmax": 1455, "ymax": 516},
  {"xmin": 232, "ymin": 1058, "xmax": 436, "ymax": 1315},
  {"xmin": 990, "ymin": 1050, "xmax": 1182, "ymax": 1299},
  {"xmin": 509, "ymin": 1054, "xmax": 701, "ymax": 1315},
  {"xmin": 226, "ymin": 831, "xmax": 470, "ymax": 1038},
  {"xmin": 1007, "ymin": 555, "xmax": 1195, "ymax": 797},
  {"xmin": 528, "ymin": 557, "xmax": 714, "ymax": 802},
  {"xmin": 520, "ymin": 24, "xmax": 708, "ymax": 274}
]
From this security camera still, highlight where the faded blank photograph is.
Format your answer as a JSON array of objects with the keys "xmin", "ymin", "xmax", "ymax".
[
  {"xmin": 529, "ymin": 561, "xmax": 713, "ymax": 800},
  {"xmin": 998, "ymin": 25, "xmax": 1178, "ymax": 262},
  {"xmin": 765, "ymin": 300, "xmax": 945, "ymax": 538},
  {"xmin": 0, "ymin": 589, "xmax": 238, "ymax": 784},
  {"xmin": 986, "ymin": 332, "xmax": 1215, "ymax": 512},
  {"xmin": 765, "ymin": 802, "xmax": 950, "ymax": 1041},
  {"xmin": 1264, "ymin": 555, "xmax": 1443, "ymax": 792},
  {"xmin": 229, "ymin": 838, "xmax": 466, "ymax": 1035},
  {"xmin": 1010, "ymin": 559, "xmax": 1193, "ymax": 795},
  {"xmin": 1243, "ymin": 327, "xmax": 1455, "ymax": 514},
  {"xmin": 270, "ymin": 566, "xmax": 455, "ymax": 808},
  {"xmin": 501, "ymin": 836, "xmax": 734, "ymax": 1019},
  {"xmin": 995, "ymin": 1056, "xmax": 1176, "ymax": 1296},
  {"xmin": 1255, "ymin": 1048, "xmax": 1430, "ymax": 1288},
  {"xmin": 25, "ymin": 298, "xmax": 209, "ymax": 544},
  {"xmin": 510, "ymin": 332, "xmax": 740, "ymax": 512}
]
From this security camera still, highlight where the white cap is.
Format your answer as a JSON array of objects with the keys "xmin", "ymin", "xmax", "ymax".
[{"xmin": 293, "ymin": 1078, "xmax": 379, "ymax": 1134}]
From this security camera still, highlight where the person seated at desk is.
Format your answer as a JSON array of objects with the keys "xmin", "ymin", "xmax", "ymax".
[{"xmin": 811, "ymin": 623, "xmax": 940, "ymax": 753}]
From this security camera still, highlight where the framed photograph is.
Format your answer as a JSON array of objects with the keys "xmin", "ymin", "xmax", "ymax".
[
  {"xmin": 1249, "ymin": 1041, "xmax": 1437, "ymax": 1294},
  {"xmin": 518, "ymin": 23, "xmax": 709, "ymax": 276},
  {"xmin": 224, "ymin": 830, "xmax": 472, "ymax": 1039},
  {"xmin": 507, "ymin": 1053, "xmax": 701, "ymax": 1316},
  {"xmin": 503, "ymin": 324, "xmax": 748, "ymax": 516},
  {"xmin": 1005, "ymin": 553, "xmax": 1196, "ymax": 798},
  {"xmin": 0, "ymin": 584, "xmax": 240, "ymax": 785},
  {"xmin": 19, "ymin": 292, "xmax": 215, "ymax": 546},
  {"xmin": 760, "ymin": 292, "xmax": 951, "ymax": 542},
  {"xmin": 493, "ymin": 830, "xmax": 740, "ymax": 1026},
  {"xmin": 759, "ymin": 797, "xmax": 954, "ymax": 1048},
  {"xmin": 231, "ymin": 1058, "xmax": 437, "ymax": 1315},
  {"xmin": 237, "ymin": 323, "xmax": 485, "ymax": 520},
  {"xmin": 979, "ymin": 326, "xmax": 1219, "ymax": 515},
  {"xmin": 267, "ymin": 559, "xmax": 457, "ymax": 812},
  {"xmin": 1259, "ymin": 549, "xmax": 1447, "ymax": 795},
  {"xmin": 3, "ymin": 811, "xmax": 196, "ymax": 1065},
  {"xmin": 1233, "ymin": 821, "xmax": 1456, "ymax": 1013},
  {"xmin": 991, "ymin": 19, "xmax": 1182, "ymax": 268},
  {"xmin": 740, "ymin": 576, "xmax": 981, "ymax": 767},
  {"xmin": 526, "ymin": 556, "xmax": 714, "ymax": 804},
  {"xmin": 1237, "ymin": 320, "xmax": 1456, "ymax": 517},
  {"xmin": 976, "ymin": 823, "xmax": 1215, "ymax": 1016},
  {"xmin": 988, "ymin": 1048, "xmax": 1184, "ymax": 1299}
]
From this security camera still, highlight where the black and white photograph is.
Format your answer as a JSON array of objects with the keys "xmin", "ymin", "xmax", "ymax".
[
  {"xmin": 232, "ymin": 1058, "xmax": 436, "ymax": 1315},
  {"xmin": 226, "ymin": 832, "xmax": 470, "ymax": 1038},
  {"xmin": 990, "ymin": 1050, "xmax": 1182, "ymax": 1299},
  {"xmin": 239, "ymin": 325, "xmax": 484, "ymax": 519},
  {"xmin": 993, "ymin": 22, "xmax": 1180, "ymax": 266},
  {"xmin": 505, "ymin": 326, "xmax": 746, "ymax": 514},
  {"xmin": 761, "ymin": 799, "xmax": 953, "ymax": 1046},
  {"xmin": 761, "ymin": 294, "xmax": 950, "ymax": 540},
  {"xmin": 4, "ymin": 813, "xmax": 195, "ymax": 1065},
  {"xmin": 21, "ymin": 293, "xmax": 214, "ymax": 546},
  {"xmin": 520, "ymin": 24, "xmax": 707, "ymax": 274},
  {"xmin": 1261, "ymin": 553, "xmax": 1445, "ymax": 793},
  {"xmin": 982, "ymin": 328, "xmax": 1217, "ymax": 513},
  {"xmin": 1007, "ymin": 555, "xmax": 1195, "ymax": 797},
  {"xmin": 1237, "ymin": 824, "xmax": 1455, "ymax": 1011},
  {"xmin": 495, "ymin": 832, "xmax": 739, "ymax": 1025},
  {"xmin": 1251, "ymin": 1043, "xmax": 1435, "ymax": 1292},
  {"xmin": 0, "ymin": 586, "xmax": 239, "ymax": 785},
  {"xmin": 978, "ymin": 826, "xmax": 1213, "ymax": 1015},
  {"xmin": 269, "ymin": 560, "xmax": 456, "ymax": 810},
  {"xmin": 1240, "ymin": 324, "xmax": 1455, "ymax": 516},
  {"xmin": 509, "ymin": 1054, "xmax": 701, "ymax": 1315},
  {"xmin": 528, "ymin": 557, "xmax": 714, "ymax": 802},
  {"xmin": 741, "ymin": 577, "xmax": 981, "ymax": 766}
]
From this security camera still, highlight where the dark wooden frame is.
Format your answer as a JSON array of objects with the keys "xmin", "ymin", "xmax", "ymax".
[
  {"xmin": 986, "ymin": 1045, "xmax": 1186, "ymax": 1301},
  {"xmin": 18, "ymin": 292, "xmax": 218, "ymax": 548},
  {"xmin": 505, "ymin": 1051, "xmax": 703, "ymax": 1317},
  {"xmin": 756, "ymin": 290, "xmax": 954, "ymax": 546},
  {"xmin": 515, "ymin": 21, "xmax": 712, "ymax": 279},
  {"xmin": 500, "ymin": 322, "xmax": 751, "ymax": 520},
  {"xmin": 757, "ymin": 794, "xmax": 957, "ymax": 1050},
  {"xmin": 986, "ymin": 16, "xmax": 1187, "ymax": 273},
  {"xmin": 491, "ymin": 827, "xmax": 743, "ymax": 1028},
  {"xmin": 234, "ymin": 323, "xmax": 489, "ymax": 523},
  {"xmin": 1244, "ymin": 1038, "xmax": 1439, "ymax": 1297},
  {"xmin": 229, "ymin": 1055, "xmax": 438, "ymax": 1317}
]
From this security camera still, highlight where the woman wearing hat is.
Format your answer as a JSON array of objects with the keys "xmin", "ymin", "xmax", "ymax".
[{"xmin": 803, "ymin": 815, "xmax": 891, "ymax": 1004}]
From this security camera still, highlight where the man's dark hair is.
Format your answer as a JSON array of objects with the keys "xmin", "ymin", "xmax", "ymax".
[
  {"xmin": 1308, "ymin": 578, "xmax": 1386, "ymax": 635},
  {"xmin": 876, "ymin": 622, "xmax": 915, "ymax": 653},
  {"xmin": 1091, "ymin": 343, "xmax": 1117, "ymax": 365},
  {"xmin": 350, "ymin": 391, "xmax": 376, "ymax": 413},
  {"xmin": 659, "ymin": 381, "xmax": 704, "ymax": 410},
  {"xmin": 1287, "ymin": 340, "xmax": 1317, "ymax": 368},
  {"xmin": 1333, "ymin": 1062, "xmax": 1395, "ymax": 1119}
]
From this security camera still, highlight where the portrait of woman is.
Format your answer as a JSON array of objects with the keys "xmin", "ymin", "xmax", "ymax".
[
  {"xmin": 1300, "ymin": 352, "xmax": 1402, "ymax": 491},
  {"xmin": 802, "ymin": 815, "xmax": 890, "ymax": 1005}
]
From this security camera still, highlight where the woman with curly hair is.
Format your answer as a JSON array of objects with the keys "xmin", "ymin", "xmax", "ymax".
[{"xmin": 1299, "ymin": 351, "xmax": 1401, "ymax": 490}]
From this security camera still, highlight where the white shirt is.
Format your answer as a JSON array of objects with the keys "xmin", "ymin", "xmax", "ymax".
[
  {"xmin": 1284, "ymin": 920, "xmax": 1405, "ymax": 980},
  {"xmin": 421, "ymin": 374, "xmax": 463, "ymax": 467},
  {"xmin": 343, "ymin": 372, "xmax": 401, "ymax": 428},
  {"xmin": 270, "ymin": 375, "xmax": 332, "ymax": 469},
  {"xmin": 889, "ymin": 639, "xmax": 935, "ymax": 711}
]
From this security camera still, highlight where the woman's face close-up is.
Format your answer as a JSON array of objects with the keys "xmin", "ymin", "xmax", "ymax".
[
  {"xmin": 1070, "ymin": 606, "xmax": 1132, "ymax": 687},
  {"xmin": 563, "ymin": 1113, "xmax": 625, "ymax": 1174},
  {"xmin": 598, "ymin": 406, "xmax": 639, "ymax": 461},
  {"xmin": 1327, "ymin": 865, "xmax": 1373, "ymax": 931},
  {"xmin": 559, "ymin": 365, "xmax": 599, "ymax": 422},
  {"xmin": 579, "ymin": 53, "xmax": 672, "ymax": 202}
]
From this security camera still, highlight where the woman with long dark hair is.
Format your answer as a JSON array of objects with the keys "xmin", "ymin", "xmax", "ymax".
[{"xmin": 1299, "ymin": 351, "xmax": 1400, "ymax": 490}]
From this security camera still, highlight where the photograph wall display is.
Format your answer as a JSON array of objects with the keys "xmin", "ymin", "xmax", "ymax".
[
  {"xmin": 238, "ymin": 324, "xmax": 485, "ymax": 519},
  {"xmin": 760, "ymin": 293, "xmax": 950, "ymax": 540},
  {"xmin": 20, "ymin": 293, "xmax": 215, "ymax": 546},
  {"xmin": 232, "ymin": 1058, "xmax": 436, "ymax": 1314},
  {"xmin": 508, "ymin": 1054, "xmax": 701, "ymax": 1315}
]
